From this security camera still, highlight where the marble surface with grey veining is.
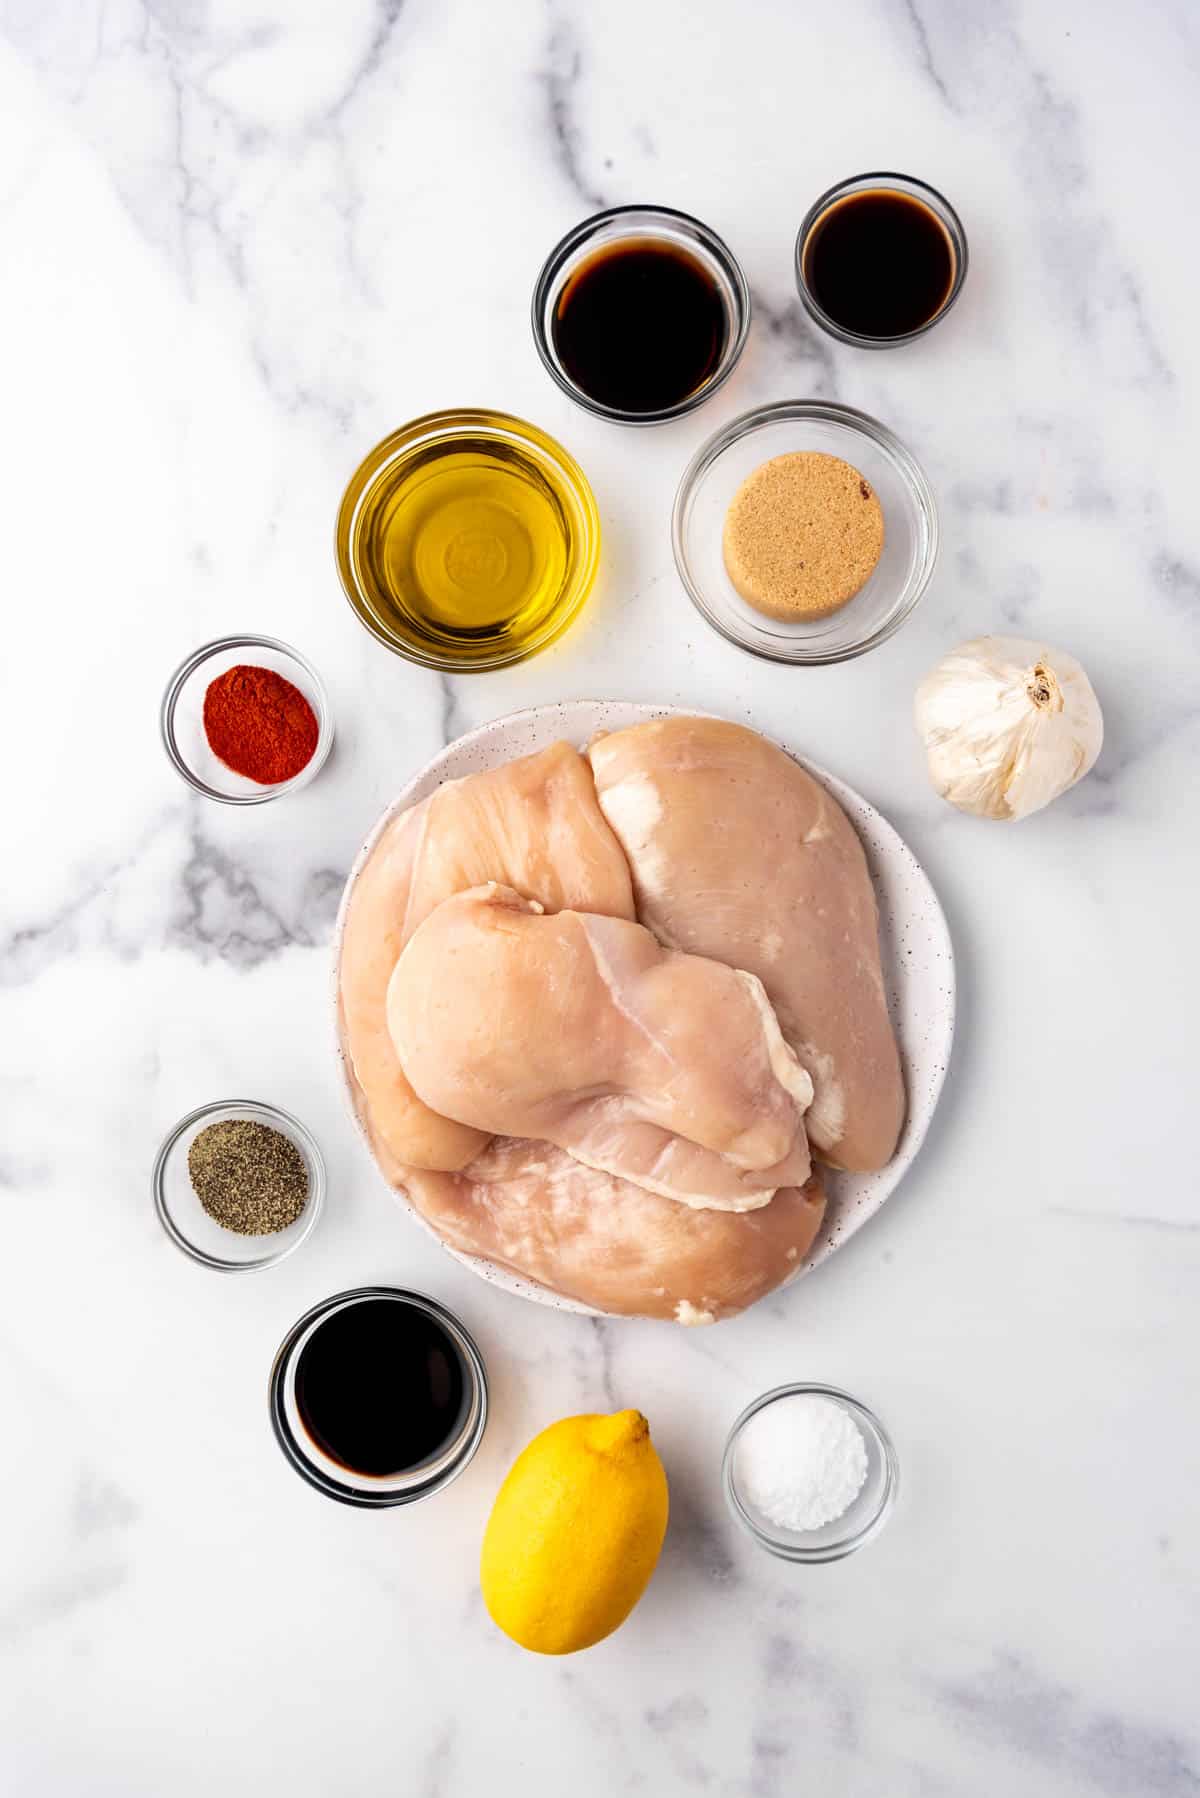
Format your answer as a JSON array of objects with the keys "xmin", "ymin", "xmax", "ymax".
[{"xmin": 1, "ymin": 2, "xmax": 1198, "ymax": 1793}]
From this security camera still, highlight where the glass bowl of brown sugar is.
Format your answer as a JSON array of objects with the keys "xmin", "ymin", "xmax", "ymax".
[
  {"xmin": 153, "ymin": 1099, "xmax": 326, "ymax": 1271},
  {"xmin": 160, "ymin": 634, "xmax": 333, "ymax": 804},
  {"xmin": 672, "ymin": 400, "xmax": 939, "ymax": 665}
]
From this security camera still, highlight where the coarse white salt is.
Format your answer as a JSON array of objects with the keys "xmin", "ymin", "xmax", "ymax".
[{"xmin": 735, "ymin": 1393, "xmax": 868, "ymax": 1532}]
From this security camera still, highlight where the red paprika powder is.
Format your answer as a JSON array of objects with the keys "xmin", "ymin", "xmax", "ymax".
[{"xmin": 203, "ymin": 664, "xmax": 319, "ymax": 786}]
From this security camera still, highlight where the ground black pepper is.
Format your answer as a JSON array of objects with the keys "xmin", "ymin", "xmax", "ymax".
[{"xmin": 187, "ymin": 1119, "xmax": 308, "ymax": 1235}]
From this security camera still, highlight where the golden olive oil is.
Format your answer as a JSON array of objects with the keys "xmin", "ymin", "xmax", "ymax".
[{"xmin": 338, "ymin": 413, "xmax": 599, "ymax": 671}]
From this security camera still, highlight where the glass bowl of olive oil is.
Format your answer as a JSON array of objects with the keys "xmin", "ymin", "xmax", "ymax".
[{"xmin": 335, "ymin": 409, "xmax": 601, "ymax": 672}]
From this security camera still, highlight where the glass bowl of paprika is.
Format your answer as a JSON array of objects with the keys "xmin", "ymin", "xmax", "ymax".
[{"xmin": 160, "ymin": 634, "xmax": 333, "ymax": 804}]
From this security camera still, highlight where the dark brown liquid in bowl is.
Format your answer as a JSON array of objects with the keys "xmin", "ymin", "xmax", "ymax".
[
  {"xmin": 294, "ymin": 1297, "xmax": 466, "ymax": 1476},
  {"xmin": 552, "ymin": 239, "xmax": 728, "ymax": 413},
  {"xmin": 803, "ymin": 190, "xmax": 956, "ymax": 338}
]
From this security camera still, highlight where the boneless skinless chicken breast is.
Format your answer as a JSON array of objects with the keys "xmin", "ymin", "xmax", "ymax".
[
  {"xmin": 387, "ymin": 883, "xmax": 812, "ymax": 1210},
  {"xmin": 401, "ymin": 1141, "xmax": 827, "ymax": 1324},
  {"xmin": 337, "ymin": 721, "xmax": 899, "ymax": 1319},
  {"xmin": 588, "ymin": 717, "xmax": 905, "ymax": 1172},
  {"xmin": 338, "ymin": 742, "xmax": 636, "ymax": 1172}
]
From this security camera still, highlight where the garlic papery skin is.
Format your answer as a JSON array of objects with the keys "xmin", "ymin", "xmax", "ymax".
[{"xmin": 914, "ymin": 636, "xmax": 1104, "ymax": 822}]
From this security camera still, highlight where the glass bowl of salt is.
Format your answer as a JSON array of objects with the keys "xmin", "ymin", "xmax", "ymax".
[{"xmin": 723, "ymin": 1383, "xmax": 898, "ymax": 1562}]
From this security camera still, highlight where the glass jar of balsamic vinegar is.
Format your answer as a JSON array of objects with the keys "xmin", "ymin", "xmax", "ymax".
[
  {"xmin": 269, "ymin": 1287, "xmax": 488, "ymax": 1507},
  {"xmin": 795, "ymin": 172, "xmax": 968, "ymax": 348},
  {"xmin": 532, "ymin": 205, "xmax": 751, "ymax": 425}
]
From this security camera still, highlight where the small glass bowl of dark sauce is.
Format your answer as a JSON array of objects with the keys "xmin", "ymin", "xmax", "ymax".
[
  {"xmin": 795, "ymin": 172, "xmax": 967, "ymax": 348},
  {"xmin": 532, "ymin": 204, "xmax": 750, "ymax": 425},
  {"xmin": 269, "ymin": 1287, "xmax": 488, "ymax": 1507}
]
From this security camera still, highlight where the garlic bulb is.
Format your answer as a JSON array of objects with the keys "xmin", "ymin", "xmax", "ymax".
[{"xmin": 914, "ymin": 636, "xmax": 1103, "ymax": 821}]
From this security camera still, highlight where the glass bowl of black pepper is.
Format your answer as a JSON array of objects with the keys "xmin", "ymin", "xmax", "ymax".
[{"xmin": 153, "ymin": 1099, "xmax": 325, "ymax": 1271}]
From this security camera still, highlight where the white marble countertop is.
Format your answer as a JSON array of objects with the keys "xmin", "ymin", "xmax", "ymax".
[{"xmin": 2, "ymin": 2, "xmax": 1198, "ymax": 1793}]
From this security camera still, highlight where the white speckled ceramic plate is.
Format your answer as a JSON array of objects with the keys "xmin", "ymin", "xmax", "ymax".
[{"xmin": 334, "ymin": 702, "xmax": 955, "ymax": 1316}]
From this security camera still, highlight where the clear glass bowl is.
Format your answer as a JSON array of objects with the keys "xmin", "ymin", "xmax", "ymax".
[
  {"xmin": 268, "ymin": 1287, "xmax": 489, "ymax": 1508},
  {"xmin": 672, "ymin": 400, "xmax": 938, "ymax": 664},
  {"xmin": 531, "ymin": 204, "xmax": 751, "ymax": 425},
  {"xmin": 723, "ymin": 1383, "xmax": 899, "ymax": 1562},
  {"xmin": 160, "ymin": 635, "xmax": 333, "ymax": 804},
  {"xmin": 795, "ymin": 171, "xmax": 968, "ymax": 348},
  {"xmin": 153, "ymin": 1099, "xmax": 325, "ymax": 1271},
  {"xmin": 335, "ymin": 409, "xmax": 600, "ymax": 672}
]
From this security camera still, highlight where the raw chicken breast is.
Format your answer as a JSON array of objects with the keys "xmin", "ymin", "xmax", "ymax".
[
  {"xmin": 401, "ymin": 1140, "xmax": 828, "ymax": 1322},
  {"xmin": 589, "ymin": 717, "xmax": 904, "ymax": 1172},
  {"xmin": 338, "ymin": 742, "xmax": 636, "ymax": 1172},
  {"xmin": 337, "ymin": 800, "xmax": 486, "ymax": 1173},
  {"xmin": 401, "ymin": 739, "xmax": 635, "ymax": 936},
  {"xmin": 387, "ymin": 884, "xmax": 813, "ymax": 1210}
]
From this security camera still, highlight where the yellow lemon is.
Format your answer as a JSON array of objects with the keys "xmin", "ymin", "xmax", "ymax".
[{"xmin": 481, "ymin": 1409, "xmax": 669, "ymax": 1655}]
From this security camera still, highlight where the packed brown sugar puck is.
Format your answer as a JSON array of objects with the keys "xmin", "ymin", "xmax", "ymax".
[{"xmin": 722, "ymin": 451, "xmax": 885, "ymax": 621}]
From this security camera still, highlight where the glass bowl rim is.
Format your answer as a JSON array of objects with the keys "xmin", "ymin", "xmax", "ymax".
[
  {"xmin": 723, "ymin": 1381, "xmax": 899, "ymax": 1563},
  {"xmin": 267, "ymin": 1285, "xmax": 490, "ymax": 1508},
  {"xmin": 152, "ymin": 1097, "xmax": 326, "ymax": 1272},
  {"xmin": 160, "ymin": 633, "xmax": 333, "ymax": 805},
  {"xmin": 794, "ymin": 170, "xmax": 969, "ymax": 348},
  {"xmin": 334, "ymin": 407, "xmax": 601, "ymax": 673},
  {"xmin": 671, "ymin": 397, "xmax": 939, "ymax": 666},
  {"xmin": 531, "ymin": 202, "xmax": 752, "ymax": 425}
]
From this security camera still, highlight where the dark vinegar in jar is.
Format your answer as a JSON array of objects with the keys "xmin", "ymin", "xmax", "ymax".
[
  {"xmin": 552, "ymin": 239, "xmax": 728, "ymax": 414},
  {"xmin": 803, "ymin": 190, "xmax": 957, "ymax": 338},
  {"xmin": 294, "ymin": 1296, "xmax": 466, "ymax": 1476}
]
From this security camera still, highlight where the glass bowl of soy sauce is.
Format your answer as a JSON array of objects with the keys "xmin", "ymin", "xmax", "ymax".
[
  {"xmin": 269, "ymin": 1287, "xmax": 488, "ymax": 1508},
  {"xmin": 532, "ymin": 204, "xmax": 751, "ymax": 425},
  {"xmin": 795, "ymin": 172, "xmax": 968, "ymax": 348}
]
